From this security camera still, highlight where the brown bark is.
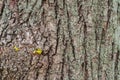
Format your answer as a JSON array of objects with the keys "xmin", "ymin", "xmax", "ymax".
[{"xmin": 0, "ymin": 0, "xmax": 120, "ymax": 80}]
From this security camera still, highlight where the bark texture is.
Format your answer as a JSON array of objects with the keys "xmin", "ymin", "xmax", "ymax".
[{"xmin": 0, "ymin": 0, "xmax": 120, "ymax": 80}]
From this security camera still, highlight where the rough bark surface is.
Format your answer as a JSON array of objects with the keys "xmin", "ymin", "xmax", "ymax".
[{"xmin": 0, "ymin": 0, "xmax": 120, "ymax": 80}]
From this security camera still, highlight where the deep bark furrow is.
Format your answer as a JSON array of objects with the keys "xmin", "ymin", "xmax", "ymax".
[
  {"xmin": 0, "ymin": 0, "xmax": 119, "ymax": 80},
  {"xmin": 114, "ymin": 49, "xmax": 119, "ymax": 80},
  {"xmin": 83, "ymin": 21, "xmax": 88, "ymax": 80},
  {"xmin": 25, "ymin": 0, "xmax": 38, "ymax": 23},
  {"xmin": 60, "ymin": 40, "xmax": 67, "ymax": 80},
  {"xmin": 53, "ymin": 19, "xmax": 61, "ymax": 56},
  {"xmin": 67, "ymin": 56, "xmax": 72, "ymax": 80},
  {"xmin": 97, "ymin": 40, "xmax": 101, "ymax": 80},
  {"xmin": 94, "ymin": 24, "xmax": 98, "ymax": 55},
  {"xmin": 105, "ymin": 0, "xmax": 112, "ymax": 31},
  {"xmin": 97, "ymin": 28, "xmax": 105, "ymax": 80},
  {"xmin": 0, "ymin": 24, "xmax": 9, "ymax": 41},
  {"xmin": 111, "ymin": 42, "xmax": 115, "ymax": 60},
  {"xmin": 41, "ymin": 9, "xmax": 45, "ymax": 25},
  {"xmin": 67, "ymin": 9, "xmax": 76, "ymax": 60},
  {"xmin": 54, "ymin": 0, "xmax": 58, "ymax": 19},
  {"xmin": 90, "ymin": 57, "xmax": 94, "ymax": 80},
  {"xmin": 0, "ymin": 0, "xmax": 5, "ymax": 17}
]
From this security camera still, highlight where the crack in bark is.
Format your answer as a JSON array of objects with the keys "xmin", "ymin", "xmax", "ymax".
[
  {"xmin": 41, "ymin": 8, "xmax": 45, "ymax": 25},
  {"xmin": 67, "ymin": 56, "xmax": 72, "ymax": 80},
  {"xmin": 67, "ymin": 8, "xmax": 76, "ymax": 60},
  {"xmin": 0, "ymin": 24, "xmax": 9, "ymax": 41},
  {"xmin": 105, "ymin": 0, "xmax": 112, "ymax": 31},
  {"xmin": 77, "ymin": 0, "xmax": 83, "ymax": 23},
  {"xmin": 83, "ymin": 21, "xmax": 88, "ymax": 80},
  {"xmin": 54, "ymin": 0, "xmax": 58, "ymax": 19},
  {"xmin": 0, "ymin": 0, "xmax": 5, "ymax": 17},
  {"xmin": 0, "ymin": 0, "xmax": 119, "ymax": 80},
  {"xmin": 114, "ymin": 48, "xmax": 119, "ymax": 80},
  {"xmin": 52, "ymin": 19, "xmax": 61, "ymax": 56},
  {"xmin": 111, "ymin": 42, "xmax": 115, "ymax": 60},
  {"xmin": 60, "ymin": 39, "xmax": 67, "ymax": 80},
  {"xmin": 21, "ymin": 0, "xmax": 38, "ymax": 24},
  {"xmin": 90, "ymin": 57, "xmax": 94, "ymax": 80}
]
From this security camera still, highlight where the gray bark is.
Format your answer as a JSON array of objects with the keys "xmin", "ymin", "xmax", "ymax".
[{"xmin": 0, "ymin": 0, "xmax": 120, "ymax": 80}]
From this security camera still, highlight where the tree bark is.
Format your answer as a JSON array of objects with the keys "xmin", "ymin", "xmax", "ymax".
[{"xmin": 0, "ymin": 0, "xmax": 120, "ymax": 80}]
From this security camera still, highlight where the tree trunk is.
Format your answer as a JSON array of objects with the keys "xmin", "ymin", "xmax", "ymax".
[{"xmin": 0, "ymin": 0, "xmax": 120, "ymax": 80}]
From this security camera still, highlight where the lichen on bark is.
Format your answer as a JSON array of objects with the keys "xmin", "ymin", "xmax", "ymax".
[{"xmin": 0, "ymin": 0, "xmax": 120, "ymax": 80}]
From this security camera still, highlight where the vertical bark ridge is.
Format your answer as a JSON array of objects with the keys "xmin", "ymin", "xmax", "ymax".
[
  {"xmin": 98, "ymin": 28, "xmax": 105, "ymax": 80},
  {"xmin": 0, "ymin": 0, "xmax": 120, "ymax": 80}
]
